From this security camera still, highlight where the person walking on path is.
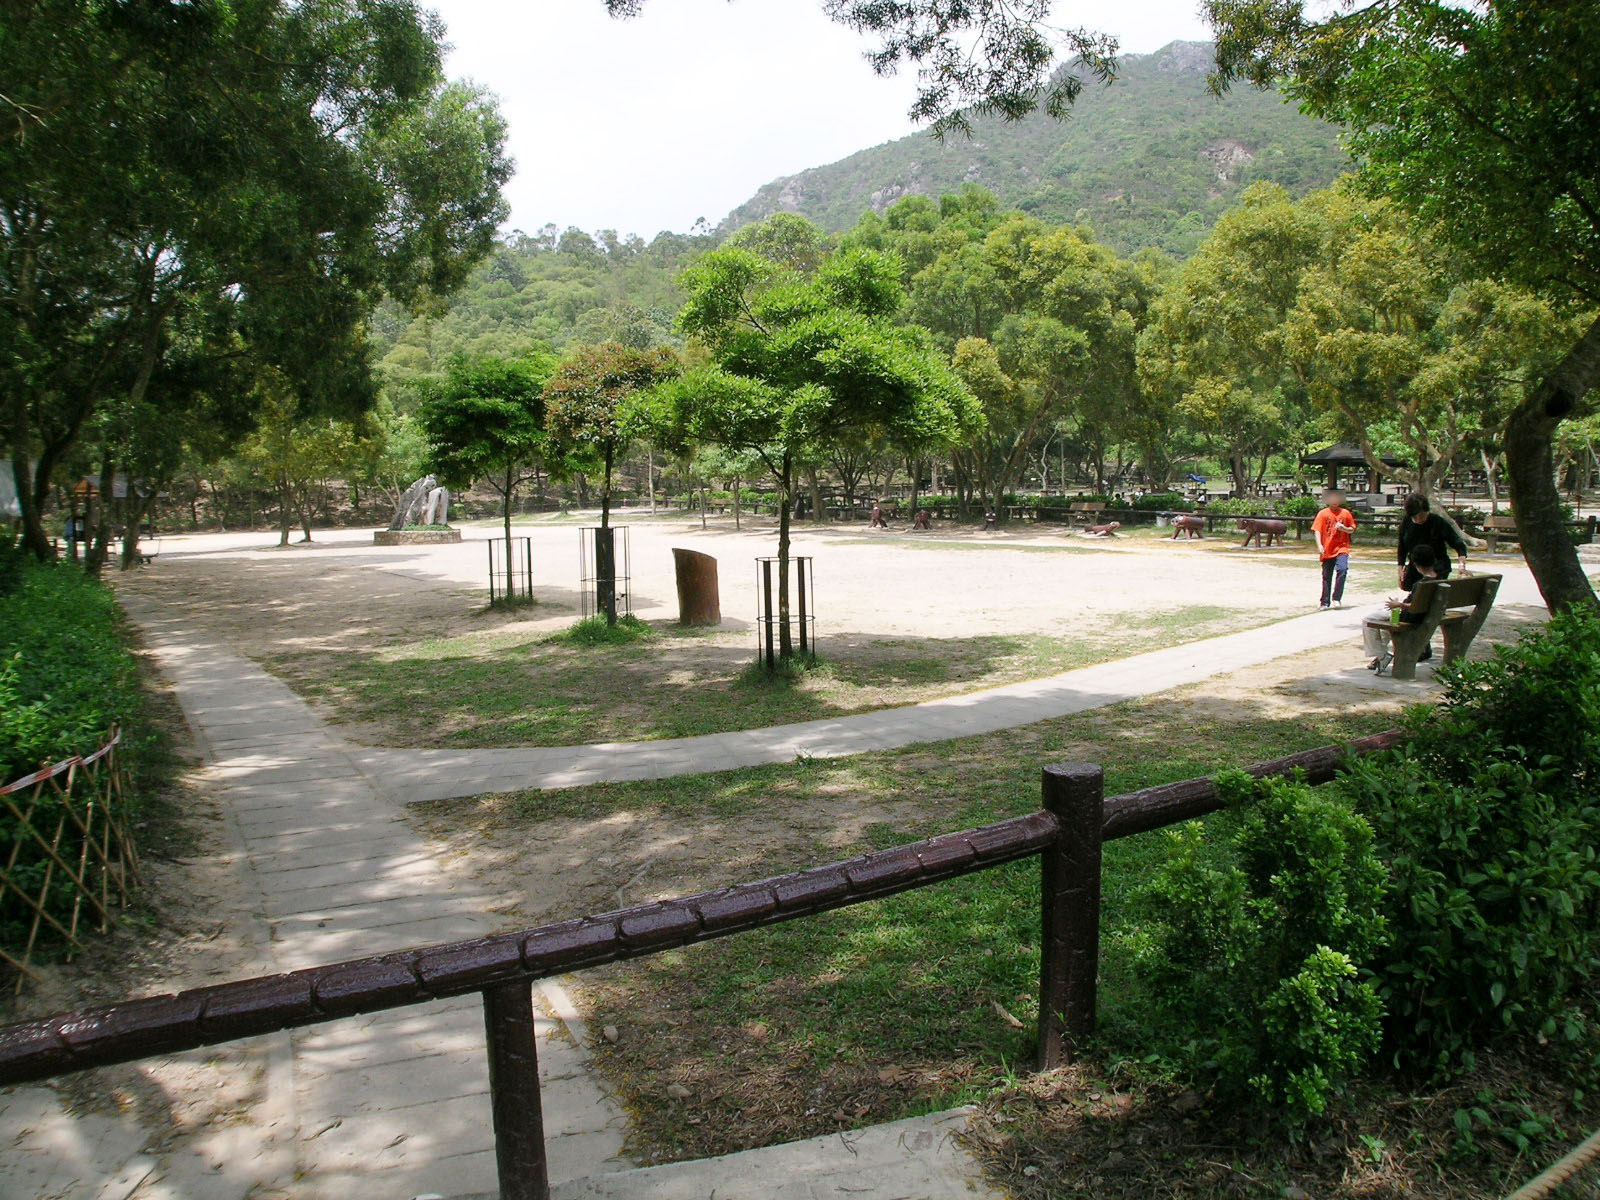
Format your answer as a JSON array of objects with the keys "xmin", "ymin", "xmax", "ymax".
[
  {"xmin": 1397, "ymin": 493, "xmax": 1469, "ymax": 588},
  {"xmin": 1313, "ymin": 487, "xmax": 1357, "ymax": 609}
]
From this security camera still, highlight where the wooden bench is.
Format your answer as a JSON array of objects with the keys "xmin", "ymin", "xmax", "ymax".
[
  {"xmin": 1069, "ymin": 501, "xmax": 1104, "ymax": 526},
  {"xmin": 1364, "ymin": 573, "xmax": 1501, "ymax": 680},
  {"xmin": 1482, "ymin": 514, "xmax": 1519, "ymax": 554}
]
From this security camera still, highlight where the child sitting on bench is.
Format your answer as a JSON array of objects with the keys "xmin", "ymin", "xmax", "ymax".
[{"xmin": 1363, "ymin": 544, "xmax": 1442, "ymax": 671}]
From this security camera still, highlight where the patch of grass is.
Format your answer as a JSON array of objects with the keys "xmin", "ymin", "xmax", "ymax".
[
  {"xmin": 547, "ymin": 614, "xmax": 655, "ymax": 647},
  {"xmin": 268, "ymin": 606, "xmax": 1298, "ymax": 749},
  {"xmin": 488, "ymin": 592, "xmax": 539, "ymax": 612},
  {"xmin": 483, "ymin": 695, "xmax": 1404, "ymax": 1165}
]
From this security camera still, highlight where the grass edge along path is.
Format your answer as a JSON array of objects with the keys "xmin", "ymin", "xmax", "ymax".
[{"xmin": 411, "ymin": 683, "xmax": 1410, "ymax": 1173}]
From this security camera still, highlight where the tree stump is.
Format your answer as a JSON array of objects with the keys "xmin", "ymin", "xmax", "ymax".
[{"xmin": 673, "ymin": 548, "xmax": 720, "ymax": 626}]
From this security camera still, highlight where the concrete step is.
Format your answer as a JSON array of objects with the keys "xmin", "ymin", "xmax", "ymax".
[{"xmin": 435, "ymin": 1108, "xmax": 1003, "ymax": 1200}]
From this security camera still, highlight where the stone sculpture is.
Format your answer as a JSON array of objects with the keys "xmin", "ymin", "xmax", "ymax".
[
  {"xmin": 1238, "ymin": 517, "xmax": 1287, "ymax": 548},
  {"xmin": 1170, "ymin": 514, "xmax": 1205, "ymax": 539},
  {"xmin": 388, "ymin": 474, "xmax": 438, "ymax": 530},
  {"xmin": 420, "ymin": 486, "xmax": 450, "ymax": 527}
]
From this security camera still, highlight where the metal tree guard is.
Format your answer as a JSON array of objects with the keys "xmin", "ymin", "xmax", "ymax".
[
  {"xmin": 489, "ymin": 537, "xmax": 534, "ymax": 604},
  {"xmin": 579, "ymin": 526, "xmax": 631, "ymax": 622},
  {"xmin": 755, "ymin": 555, "xmax": 815, "ymax": 669}
]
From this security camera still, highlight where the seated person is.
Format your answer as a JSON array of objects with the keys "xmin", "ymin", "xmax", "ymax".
[{"xmin": 1363, "ymin": 544, "xmax": 1442, "ymax": 670}]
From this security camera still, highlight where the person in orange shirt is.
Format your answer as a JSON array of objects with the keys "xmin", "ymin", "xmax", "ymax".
[{"xmin": 1311, "ymin": 487, "xmax": 1357, "ymax": 609}]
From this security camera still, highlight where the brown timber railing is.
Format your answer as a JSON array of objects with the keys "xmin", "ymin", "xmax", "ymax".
[{"xmin": 0, "ymin": 729, "xmax": 1403, "ymax": 1200}]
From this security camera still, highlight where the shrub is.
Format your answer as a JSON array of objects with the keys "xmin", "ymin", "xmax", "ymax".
[
  {"xmin": 1335, "ymin": 609, "xmax": 1600, "ymax": 1073},
  {"xmin": 1200, "ymin": 497, "xmax": 1274, "ymax": 516},
  {"xmin": 0, "ymin": 536, "xmax": 24, "ymax": 599},
  {"xmin": 1128, "ymin": 772, "xmax": 1388, "ymax": 1121},
  {"xmin": 548, "ymin": 614, "xmax": 654, "ymax": 646},
  {"xmin": 1130, "ymin": 492, "xmax": 1195, "ymax": 512},
  {"xmin": 0, "ymin": 560, "xmax": 141, "ymax": 780},
  {"xmin": 1277, "ymin": 495, "xmax": 1321, "ymax": 517}
]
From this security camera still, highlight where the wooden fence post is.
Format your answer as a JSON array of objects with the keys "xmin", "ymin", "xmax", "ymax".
[
  {"xmin": 1037, "ymin": 761, "xmax": 1104, "ymax": 1070},
  {"xmin": 483, "ymin": 981, "xmax": 550, "ymax": 1200}
]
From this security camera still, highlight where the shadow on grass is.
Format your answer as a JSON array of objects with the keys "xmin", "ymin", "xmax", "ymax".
[{"xmin": 275, "ymin": 627, "xmax": 1053, "ymax": 748}]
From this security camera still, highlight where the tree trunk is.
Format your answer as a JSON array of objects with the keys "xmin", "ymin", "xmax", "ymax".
[
  {"xmin": 599, "ymin": 447, "xmax": 616, "ymax": 624},
  {"xmin": 777, "ymin": 455, "xmax": 793, "ymax": 661},
  {"xmin": 806, "ymin": 468, "xmax": 826, "ymax": 524},
  {"xmin": 502, "ymin": 463, "xmax": 515, "ymax": 596},
  {"xmin": 277, "ymin": 477, "xmax": 292, "ymax": 546},
  {"xmin": 1504, "ymin": 313, "xmax": 1600, "ymax": 613},
  {"xmin": 906, "ymin": 456, "xmax": 921, "ymax": 518}
]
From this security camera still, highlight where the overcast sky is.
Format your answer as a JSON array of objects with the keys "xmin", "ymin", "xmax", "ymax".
[{"xmin": 424, "ymin": 0, "xmax": 1214, "ymax": 239}]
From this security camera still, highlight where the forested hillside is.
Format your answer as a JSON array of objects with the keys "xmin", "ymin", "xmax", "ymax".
[
  {"xmin": 368, "ymin": 226, "xmax": 713, "ymax": 389},
  {"xmin": 722, "ymin": 41, "xmax": 1348, "ymax": 256}
]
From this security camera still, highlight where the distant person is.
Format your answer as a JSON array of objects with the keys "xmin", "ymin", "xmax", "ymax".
[
  {"xmin": 1397, "ymin": 493, "xmax": 1469, "ymax": 589},
  {"xmin": 912, "ymin": 509, "xmax": 932, "ymax": 530},
  {"xmin": 868, "ymin": 503, "xmax": 889, "ymax": 528},
  {"xmin": 1312, "ymin": 488, "xmax": 1357, "ymax": 609},
  {"xmin": 1364, "ymin": 544, "xmax": 1443, "ymax": 668}
]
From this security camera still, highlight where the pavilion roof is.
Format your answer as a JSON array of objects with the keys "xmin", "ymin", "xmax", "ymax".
[{"xmin": 1299, "ymin": 441, "xmax": 1406, "ymax": 467}]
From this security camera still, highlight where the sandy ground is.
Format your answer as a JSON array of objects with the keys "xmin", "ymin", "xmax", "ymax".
[{"xmin": 116, "ymin": 511, "xmax": 1400, "ymax": 662}]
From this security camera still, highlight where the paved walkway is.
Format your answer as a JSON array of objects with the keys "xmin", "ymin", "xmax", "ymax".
[
  {"xmin": 357, "ymin": 603, "xmax": 1390, "ymax": 801},
  {"xmin": 2, "ymin": 596, "xmax": 630, "ymax": 1200},
  {"xmin": 2, "ymin": 569, "xmax": 1547, "ymax": 1199}
]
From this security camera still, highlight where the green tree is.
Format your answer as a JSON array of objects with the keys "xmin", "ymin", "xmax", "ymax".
[
  {"xmin": 1137, "ymin": 182, "xmax": 1323, "ymax": 496},
  {"xmin": 1207, "ymin": 0, "xmax": 1600, "ymax": 611},
  {"xmin": 419, "ymin": 351, "xmax": 557, "ymax": 572},
  {"xmin": 238, "ymin": 384, "xmax": 364, "ymax": 546},
  {"xmin": 544, "ymin": 342, "xmax": 680, "ymax": 622},
  {"xmin": 1, "ymin": 0, "xmax": 509, "ymax": 561},
  {"xmin": 643, "ymin": 245, "xmax": 978, "ymax": 661}
]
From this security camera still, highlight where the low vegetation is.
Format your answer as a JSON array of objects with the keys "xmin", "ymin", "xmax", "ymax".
[{"xmin": 266, "ymin": 602, "xmax": 1296, "ymax": 748}]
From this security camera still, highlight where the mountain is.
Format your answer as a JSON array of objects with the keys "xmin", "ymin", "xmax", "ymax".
[{"xmin": 721, "ymin": 41, "xmax": 1350, "ymax": 256}]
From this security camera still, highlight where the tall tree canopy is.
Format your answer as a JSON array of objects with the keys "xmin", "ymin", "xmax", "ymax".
[
  {"xmin": 1206, "ymin": 0, "xmax": 1600, "ymax": 609},
  {"xmin": 1, "ymin": 0, "xmax": 510, "ymax": 560}
]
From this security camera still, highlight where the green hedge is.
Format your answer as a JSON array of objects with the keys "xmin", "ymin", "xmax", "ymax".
[
  {"xmin": 1128, "ymin": 611, "xmax": 1600, "ymax": 1120},
  {"xmin": 0, "ymin": 555, "xmax": 141, "ymax": 781}
]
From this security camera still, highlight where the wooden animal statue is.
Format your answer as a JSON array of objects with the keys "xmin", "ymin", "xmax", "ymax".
[
  {"xmin": 1170, "ymin": 514, "xmax": 1205, "ymax": 539},
  {"xmin": 1238, "ymin": 517, "xmax": 1287, "ymax": 548},
  {"xmin": 1083, "ymin": 521, "xmax": 1122, "ymax": 537}
]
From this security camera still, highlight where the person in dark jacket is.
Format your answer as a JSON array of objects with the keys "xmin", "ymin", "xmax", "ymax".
[{"xmin": 1397, "ymin": 493, "xmax": 1469, "ymax": 589}]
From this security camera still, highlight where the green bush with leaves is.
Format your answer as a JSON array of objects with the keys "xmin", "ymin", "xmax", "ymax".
[
  {"xmin": 1335, "ymin": 609, "xmax": 1600, "ymax": 1073},
  {"xmin": 1198, "ymin": 497, "xmax": 1271, "ymax": 516},
  {"xmin": 1128, "ymin": 771, "xmax": 1388, "ymax": 1121},
  {"xmin": 1276, "ymin": 494, "xmax": 1321, "ymax": 517},
  {"xmin": 1129, "ymin": 492, "xmax": 1195, "ymax": 512},
  {"xmin": 0, "ymin": 560, "xmax": 141, "ymax": 780}
]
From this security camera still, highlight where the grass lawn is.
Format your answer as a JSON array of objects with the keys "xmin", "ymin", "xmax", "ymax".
[{"xmin": 262, "ymin": 602, "xmax": 1300, "ymax": 748}]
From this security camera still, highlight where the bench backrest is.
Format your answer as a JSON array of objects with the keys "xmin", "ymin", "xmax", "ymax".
[
  {"xmin": 1484, "ymin": 515, "xmax": 1518, "ymax": 531},
  {"xmin": 1409, "ymin": 573, "xmax": 1501, "ymax": 644}
]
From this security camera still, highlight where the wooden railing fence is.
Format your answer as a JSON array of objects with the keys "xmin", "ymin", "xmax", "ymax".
[
  {"xmin": 0, "ymin": 729, "xmax": 139, "ymax": 993},
  {"xmin": 0, "ymin": 730, "xmax": 1402, "ymax": 1200}
]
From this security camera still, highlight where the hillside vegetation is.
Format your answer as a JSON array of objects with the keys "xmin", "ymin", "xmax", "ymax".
[{"xmin": 722, "ymin": 41, "xmax": 1349, "ymax": 256}]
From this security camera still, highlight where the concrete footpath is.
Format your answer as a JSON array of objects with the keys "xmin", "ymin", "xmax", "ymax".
[
  {"xmin": 2, "ymin": 572, "xmax": 1544, "ymax": 1199},
  {"xmin": 356, "ymin": 602, "xmax": 1390, "ymax": 801}
]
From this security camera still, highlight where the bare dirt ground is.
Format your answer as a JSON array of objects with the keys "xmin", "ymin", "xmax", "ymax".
[{"xmin": 111, "ymin": 514, "xmax": 1397, "ymax": 748}]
